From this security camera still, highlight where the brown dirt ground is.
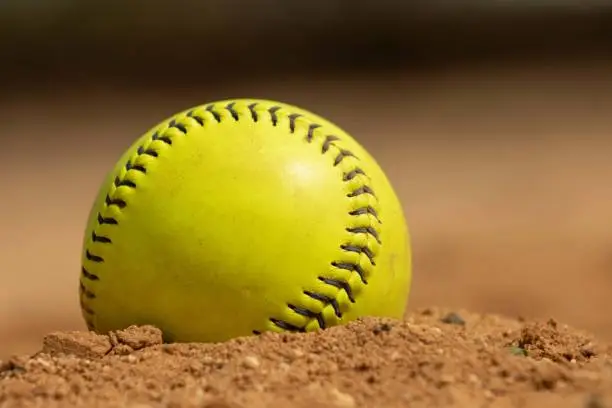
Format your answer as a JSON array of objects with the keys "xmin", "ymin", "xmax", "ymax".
[
  {"xmin": 2, "ymin": 308, "xmax": 612, "ymax": 408},
  {"xmin": 1, "ymin": 59, "xmax": 612, "ymax": 407}
]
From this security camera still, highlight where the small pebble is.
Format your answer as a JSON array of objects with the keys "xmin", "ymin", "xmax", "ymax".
[
  {"xmin": 329, "ymin": 388, "xmax": 356, "ymax": 408},
  {"xmin": 241, "ymin": 355, "xmax": 260, "ymax": 369},
  {"xmin": 440, "ymin": 312, "xmax": 466, "ymax": 326}
]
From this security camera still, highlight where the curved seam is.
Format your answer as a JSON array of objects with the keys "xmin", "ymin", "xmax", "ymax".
[{"xmin": 79, "ymin": 100, "xmax": 381, "ymax": 334}]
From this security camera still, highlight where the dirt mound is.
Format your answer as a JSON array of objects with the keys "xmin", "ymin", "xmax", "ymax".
[{"xmin": 1, "ymin": 308, "xmax": 611, "ymax": 408}]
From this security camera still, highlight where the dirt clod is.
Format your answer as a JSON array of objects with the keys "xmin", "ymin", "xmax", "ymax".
[
  {"xmin": 109, "ymin": 325, "xmax": 163, "ymax": 352},
  {"xmin": 42, "ymin": 330, "xmax": 112, "ymax": 359}
]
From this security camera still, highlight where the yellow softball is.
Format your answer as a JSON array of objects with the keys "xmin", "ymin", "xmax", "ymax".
[{"xmin": 79, "ymin": 99, "xmax": 412, "ymax": 343}]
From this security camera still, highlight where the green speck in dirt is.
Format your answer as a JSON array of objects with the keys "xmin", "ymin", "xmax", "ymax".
[{"xmin": 508, "ymin": 346, "xmax": 528, "ymax": 357}]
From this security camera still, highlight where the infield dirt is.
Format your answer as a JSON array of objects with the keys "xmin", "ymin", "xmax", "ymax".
[{"xmin": 1, "ymin": 308, "xmax": 611, "ymax": 407}]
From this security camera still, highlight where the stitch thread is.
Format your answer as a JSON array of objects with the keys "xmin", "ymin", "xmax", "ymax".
[{"xmin": 80, "ymin": 101, "xmax": 382, "ymax": 334}]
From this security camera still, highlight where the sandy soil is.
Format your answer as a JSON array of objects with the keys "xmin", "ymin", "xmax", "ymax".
[
  {"xmin": 1, "ymin": 60, "xmax": 612, "ymax": 406},
  {"xmin": 2, "ymin": 308, "xmax": 612, "ymax": 408}
]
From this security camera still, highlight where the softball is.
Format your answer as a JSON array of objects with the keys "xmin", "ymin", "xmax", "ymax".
[{"xmin": 79, "ymin": 99, "xmax": 412, "ymax": 343}]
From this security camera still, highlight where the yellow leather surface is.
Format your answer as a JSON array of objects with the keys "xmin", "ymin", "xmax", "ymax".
[{"xmin": 79, "ymin": 99, "xmax": 412, "ymax": 342}]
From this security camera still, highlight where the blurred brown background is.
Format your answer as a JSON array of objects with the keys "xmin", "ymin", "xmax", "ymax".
[{"xmin": 1, "ymin": 1, "xmax": 612, "ymax": 359}]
